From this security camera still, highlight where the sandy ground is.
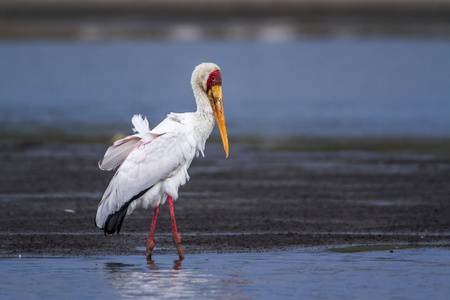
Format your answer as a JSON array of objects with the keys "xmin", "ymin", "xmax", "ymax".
[{"xmin": 0, "ymin": 141, "xmax": 449, "ymax": 257}]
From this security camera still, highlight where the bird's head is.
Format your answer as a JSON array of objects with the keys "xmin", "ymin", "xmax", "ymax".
[{"xmin": 192, "ymin": 63, "xmax": 229, "ymax": 158}]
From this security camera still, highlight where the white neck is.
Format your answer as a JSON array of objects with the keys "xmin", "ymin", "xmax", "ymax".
[{"xmin": 193, "ymin": 86, "xmax": 213, "ymax": 115}]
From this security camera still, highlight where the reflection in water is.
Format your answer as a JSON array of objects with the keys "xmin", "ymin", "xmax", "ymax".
[
  {"xmin": 103, "ymin": 257, "xmax": 248, "ymax": 298},
  {"xmin": 99, "ymin": 248, "xmax": 450, "ymax": 299},
  {"xmin": 171, "ymin": 260, "xmax": 183, "ymax": 271}
]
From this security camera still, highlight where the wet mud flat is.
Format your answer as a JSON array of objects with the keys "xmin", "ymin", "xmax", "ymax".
[{"xmin": 0, "ymin": 141, "xmax": 449, "ymax": 257}]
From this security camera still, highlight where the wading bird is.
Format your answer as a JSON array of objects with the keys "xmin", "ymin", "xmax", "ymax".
[{"xmin": 95, "ymin": 63, "xmax": 228, "ymax": 261}]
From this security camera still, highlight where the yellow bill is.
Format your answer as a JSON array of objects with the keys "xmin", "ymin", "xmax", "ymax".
[{"xmin": 208, "ymin": 85, "xmax": 229, "ymax": 158}]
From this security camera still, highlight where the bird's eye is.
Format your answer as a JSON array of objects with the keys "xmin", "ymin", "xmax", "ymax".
[{"xmin": 211, "ymin": 76, "xmax": 216, "ymax": 82}]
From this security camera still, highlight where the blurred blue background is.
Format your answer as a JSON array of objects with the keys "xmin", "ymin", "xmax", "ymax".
[{"xmin": 0, "ymin": 0, "xmax": 449, "ymax": 144}]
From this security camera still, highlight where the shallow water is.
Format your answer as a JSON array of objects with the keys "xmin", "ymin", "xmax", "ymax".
[{"xmin": 1, "ymin": 248, "xmax": 449, "ymax": 299}]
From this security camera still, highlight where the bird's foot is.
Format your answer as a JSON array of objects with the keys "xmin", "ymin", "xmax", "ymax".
[
  {"xmin": 146, "ymin": 240, "xmax": 155, "ymax": 261},
  {"xmin": 146, "ymin": 248, "xmax": 153, "ymax": 261},
  {"xmin": 175, "ymin": 243, "xmax": 184, "ymax": 261}
]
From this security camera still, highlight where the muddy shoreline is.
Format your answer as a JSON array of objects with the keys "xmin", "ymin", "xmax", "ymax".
[{"xmin": 0, "ymin": 141, "xmax": 449, "ymax": 257}]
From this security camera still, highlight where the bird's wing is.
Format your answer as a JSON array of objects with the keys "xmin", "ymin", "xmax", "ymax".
[
  {"xmin": 95, "ymin": 117, "xmax": 197, "ymax": 230},
  {"xmin": 98, "ymin": 114, "xmax": 157, "ymax": 171},
  {"xmin": 98, "ymin": 135, "xmax": 141, "ymax": 171}
]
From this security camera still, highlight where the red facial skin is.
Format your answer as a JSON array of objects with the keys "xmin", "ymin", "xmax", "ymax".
[{"xmin": 206, "ymin": 70, "xmax": 222, "ymax": 93}]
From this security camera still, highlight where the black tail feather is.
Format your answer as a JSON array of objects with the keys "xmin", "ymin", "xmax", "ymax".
[
  {"xmin": 101, "ymin": 186, "xmax": 153, "ymax": 235},
  {"xmin": 104, "ymin": 201, "xmax": 130, "ymax": 235}
]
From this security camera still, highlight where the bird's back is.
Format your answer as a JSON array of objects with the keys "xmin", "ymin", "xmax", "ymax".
[{"xmin": 95, "ymin": 113, "xmax": 206, "ymax": 233}]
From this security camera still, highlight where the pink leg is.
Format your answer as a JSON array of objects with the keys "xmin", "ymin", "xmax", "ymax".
[
  {"xmin": 146, "ymin": 204, "xmax": 160, "ymax": 260},
  {"xmin": 168, "ymin": 196, "xmax": 184, "ymax": 261}
]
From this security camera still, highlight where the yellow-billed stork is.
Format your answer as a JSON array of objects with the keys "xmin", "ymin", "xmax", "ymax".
[{"xmin": 95, "ymin": 63, "xmax": 228, "ymax": 260}]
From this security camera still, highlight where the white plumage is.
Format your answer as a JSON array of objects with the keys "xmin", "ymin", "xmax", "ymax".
[{"xmin": 95, "ymin": 63, "xmax": 228, "ymax": 260}]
